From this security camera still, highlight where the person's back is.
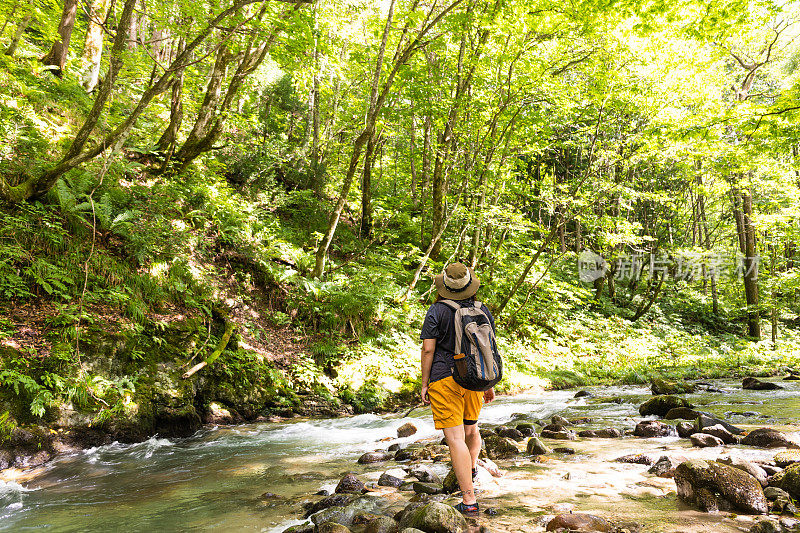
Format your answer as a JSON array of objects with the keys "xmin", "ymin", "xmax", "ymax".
[{"xmin": 419, "ymin": 262, "xmax": 497, "ymax": 515}]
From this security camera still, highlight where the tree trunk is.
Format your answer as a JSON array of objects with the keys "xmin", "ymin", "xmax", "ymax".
[
  {"xmin": 4, "ymin": 10, "xmax": 32, "ymax": 56},
  {"xmin": 312, "ymin": 0, "xmax": 463, "ymax": 278},
  {"xmin": 41, "ymin": 0, "xmax": 79, "ymax": 77},
  {"xmin": 359, "ymin": 133, "xmax": 376, "ymax": 239},
  {"xmin": 741, "ymin": 190, "xmax": 761, "ymax": 339},
  {"xmin": 155, "ymin": 37, "xmax": 186, "ymax": 161},
  {"xmin": 79, "ymin": 0, "xmax": 111, "ymax": 91}
]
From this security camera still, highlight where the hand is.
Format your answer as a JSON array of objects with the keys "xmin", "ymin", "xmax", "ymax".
[
  {"xmin": 483, "ymin": 388, "xmax": 495, "ymax": 403},
  {"xmin": 421, "ymin": 384, "xmax": 430, "ymax": 404}
]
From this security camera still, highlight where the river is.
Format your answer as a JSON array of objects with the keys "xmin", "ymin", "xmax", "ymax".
[{"xmin": 1, "ymin": 379, "xmax": 798, "ymax": 532}]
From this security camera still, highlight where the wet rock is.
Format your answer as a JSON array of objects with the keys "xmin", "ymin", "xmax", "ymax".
[
  {"xmin": 409, "ymin": 464, "xmax": 441, "ymax": 485},
  {"xmin": 540, "ymin": 429, "xmax": 577, "ymax": 440},
  {"xmin": 574, "ymin": 390, "xmax": 593, "ymax": 398},
  {"xmin": 615, "ymin": 453, "xmax": 656, "ymax": 465},
  {"xmin": 378, "ymin": 473, "xmax": 404, "ymax": 488},
  {"xmin": 514, "ymin": 423, "xmax": 536, "ymax": 436},
  {"xmin": 749, "ymin": 520, "xmax": 782, "ymax": 533},
  {"xmin": 780, "ymin": 518, "xmax": 800, "ymax": 530},
  {"xmin": 761, "ymin": 464, "xmax": 783, "ymax": 476},
  {"xmin": 785, "ymin": 373, "xmax": 800, "ymax": 381},
  {"xmin": 282, "ymin": 522, "xmax": 315, "ymax": 533},
  {"xmin": 777, "ymin": 463, "xmax": 800, "ymax": 500},
  {"xmin": 541, "ymin": 423, "xmax": 564, "ymax": 432},
  {"xmin": 304, "ymin": 494, "xmax": 356, "ymax": 518},
  {"xmin": 634, "ymin": 420, "xmax": 676, "ymax": 438},
  {"xmin": 398, "ymin": 501, "xmax": 468, "ymax": 533},
  {"xmin": 774, "ymin": 450, "xmax": 800, "ymax": 468},
  {"xmin": 396, "ymin": 423, "xmax": 417, "ymax": 438},
  {"xmin": 498, "ymin": 427, "xmax": 525, "ymax": 441},
  {"xmin": 399, "ymin": 529, "xmax": 426, "ymax": 533},
  {"xmin": 551, "ymin": 415, "xmax": 572, "ymax": 426},
  {"xmin": 763, "ymin": 487, "xmax": 798, "ymax": 515},
  {"xmin": 578, "ymin": 428, "xmax": 623, "ymax": 438},
  {"xmin": 388, "ymin": 443, "xmax": 404, "ymax": 452},
  {"xmin": 718, "ymin": 456, "xmax": 769, "ymax": 487},
  {"xmin": 359, "ymin": 452, "xmax": 393, "ymax": 464},
  {"xmin": 651, "ymin": 378, "xmax": 695, "ymax": 396},
  {"xmin": 675, "ymin": 459, "xmax": 768, "ymax": 514},
  {"xmin": 695, "ymin": 414, "xmax": 744, "ymax": 436},
  {"xmin": 311, "ymin": 496, "xmax": 389, "ymax": 528},
  {"xmin": 546, "ymin": 513, "xmax": 612, "ymax": 532},
  {"xmin": 317, "ymin": 523, "xmax": 351, "ymax": 533},
  {"xmin": 526, "ymin": 436, "xmax": 550, "ymax": 455},
  {"xmin": 18, "ymin": 449, "xmax": 51, "ymax": 467},
  {"xmin": 743, "ymin": 377, "xmax": 783, "ymax": 390},
  {"xmin": 203, "ymin": 401, "xmax": 241, "ymax": 425},
  {"xmin": 677, "ymin": 422, "xmax": 696, "ymax": 438},
  {"xmin": 553, "ymin": 447, "xmax": 575, "ymax": 454},
  {"xmin": 638, "ymin": 395, "xmax": 692, "ymax": 417},
  {"xmin": 690, "ymin": 433, "xmax": 724, "ymax": 448},
  {"xmin": 442, "ymin": 468, "xmax": 458, "ymax": 494},
  {"xmin": 394, "ymin": 444, "xmax": 444, "ymax": 462},
  {"xmin": 335, "ymin": 473, "xmax": 365, "ymax": 494},
  {"xmin": 363, "ymin": 516, "xmax": 399, "ymax": 533},
  {"xmin": 701, "ymin": 425, "xmax": 740, "ymax": 444},
  {"xmin": 648, "ymin": 456, "xmax": 680, "ymax": 478},
  {"xmin": 570, "ymin": 417, "xmax": 593, "ymax": 425},
  {"xmin": 412, "ymin": 482, "xmax": 441, "ymax": 495},
  {"xmin": 0, "ymin": 449, "xmax": 12, "ymax": 470},
  {"xmin": 741, "ymin": 428, "xmax": 800, "ymax": 449},
  {"xmin": 154, "ymin": 405, "xmax": 202, "ymax": 438},
  {"xmin": 483, "ymin": 434, "xmax": 520, "ymax": 459},
  {"xmin": 664, "ymin": 407, "xmax": 702, "ymax": 420}
]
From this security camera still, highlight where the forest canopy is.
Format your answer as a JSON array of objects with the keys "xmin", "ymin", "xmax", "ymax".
[{"xmin": 1, "ymin": 0, "xmax": 800, "ymax": 416}]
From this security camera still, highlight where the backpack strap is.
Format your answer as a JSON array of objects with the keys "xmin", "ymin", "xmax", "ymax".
[
  {"xmin": 439, "ymin": 300, "xmax": 464, "ymax": 356},
  {"xmin": 439, "ymin": 299, "xmax": 460, "ymax": 311}
]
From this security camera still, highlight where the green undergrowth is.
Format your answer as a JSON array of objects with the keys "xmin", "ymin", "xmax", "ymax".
[{"xmin": 1, "ymin": 51, "xmax": 799, "ymax": 438}]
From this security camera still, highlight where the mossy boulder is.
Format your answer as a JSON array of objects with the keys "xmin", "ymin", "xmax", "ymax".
[
  {"xmin": 639, "ymin": 395, "xmax": 692, "ymax": 417},
  {"xmin": 483, "ymin": 434, "xmax": 520, "ymax": 459},
  {"xmin": 651, "ymin": 378, "xmax": 695, "ymax": 395},
  {"xmin": 774, "ymin": 450, "xmax": 800, "ymax": 468},
  {"xmin": 674, "ymin": 459, "xmax": 768, "ymax": 514},
  {"xmin": 398, "ymin": 502, "xmax": 468, "ymax": 533},
  {"xmin": 777, "ymin": 463, "xmax": 800, "ymax": 500}
]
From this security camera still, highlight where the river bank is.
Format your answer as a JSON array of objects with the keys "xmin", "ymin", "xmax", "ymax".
[{"xmin": 2, "ymin": 378, "xmax": 800, "ymax": 532}]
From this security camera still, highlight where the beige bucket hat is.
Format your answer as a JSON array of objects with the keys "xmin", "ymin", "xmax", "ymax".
[{"xmin": 434, "ymin": 262, "xmax": 480, "ymax": 300}]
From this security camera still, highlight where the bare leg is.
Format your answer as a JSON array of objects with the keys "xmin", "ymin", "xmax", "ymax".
[
  {"xmin": 442, "ymin": 424, "xmax": 476, "ymax": 505},
  {"xmin": 464, "ymin": 423, "xmax": 481, "ymax": 470}
]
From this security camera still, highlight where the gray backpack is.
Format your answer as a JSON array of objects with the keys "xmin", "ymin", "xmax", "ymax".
[{"xmin": 440, "ymin": 300, "xmax": 502, "ymax": 392}]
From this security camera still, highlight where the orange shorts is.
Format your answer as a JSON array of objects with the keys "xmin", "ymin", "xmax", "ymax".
[{"xmin": 428, "ymin": 376, "xmax": 484, "ymax": 429}]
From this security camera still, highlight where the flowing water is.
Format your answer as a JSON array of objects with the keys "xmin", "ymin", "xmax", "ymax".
[{"xmin": 1, "ymin": 379, "xmax": 799, "ymax": 532}]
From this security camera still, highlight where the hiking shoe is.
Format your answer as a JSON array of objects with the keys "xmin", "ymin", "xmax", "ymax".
[{"xmin": 454, "ymin": 501, "xmax": 479, "ymax": 515}]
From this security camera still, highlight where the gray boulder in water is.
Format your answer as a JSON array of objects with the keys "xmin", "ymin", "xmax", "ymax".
[
  {"xmin": 634, "ymin": 420, "xmax": 676, "ymax": 438},
  {"xmin": 677, "ymin": 422, "xmax": 696, "ymax": 438},
  {"xmin": 690, "ymin": 433, "xmax": 724, "ymax": 448},
  {"xmin": 741, "ymin": 428, "xmax": 800, "ymax": 449},
  {"xmin": 639, "ymin": 395, "xmax": 693, "ymax": 417},
  {"xmin": 335, "ymin": 473, "xmax": 365, "ymax": 494},
  {"xmin": 742, "ymin": 377, "xmax": 783, "ymax": 390},
  {"xmin": 398, "ymin": 502, "xmax": 468, "ymax": 533},
  {"xmin": 696, "ymin": 414, "xmax": 745, "ymax": 436},
  {"xmin": 674, "ymin": 459, "xmax": 768, "ymax": 514},
  {"xmin": 546, "ymin": 513, "xmax": 612, "ymax": 532},
  {"xmin": 702, "ymin": 424, "xmax": 740, "ymax": 444},
  {"xmin": 310, "ymin": 496, "xmax": 388, "ymax": 528}
]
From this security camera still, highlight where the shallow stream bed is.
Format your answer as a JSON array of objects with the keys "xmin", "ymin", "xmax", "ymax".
[{"xmin": 1, "ymin": 379, "xmax": 799, "ymax": 532}]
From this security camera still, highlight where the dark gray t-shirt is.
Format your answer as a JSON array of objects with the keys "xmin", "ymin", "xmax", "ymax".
[{"xmin": 420, "ymin": 298, "xmax": 496, "ymax": 384}]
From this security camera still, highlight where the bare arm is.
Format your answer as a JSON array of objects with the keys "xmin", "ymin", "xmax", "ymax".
[{"xmin": 420, "ymin": 338, "xmax": 436, "ymax": 403}]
